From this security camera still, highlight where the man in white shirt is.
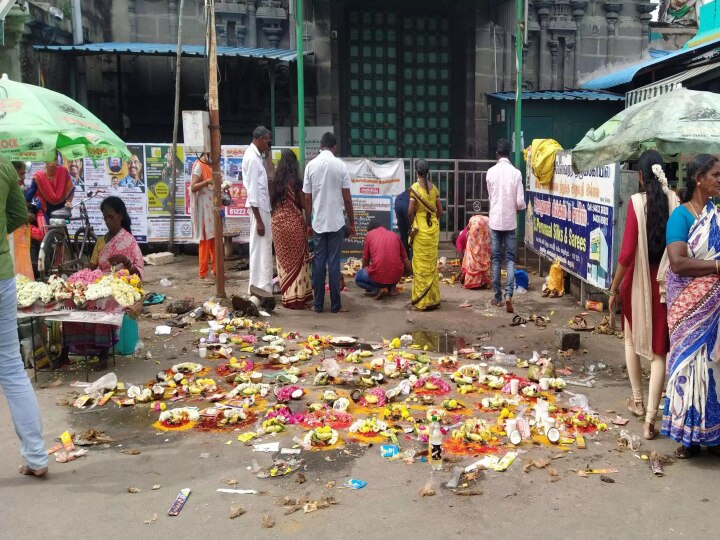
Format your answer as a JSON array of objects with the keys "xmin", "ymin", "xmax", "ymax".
[
  {"xmin": 303, "ymin": 132, "xmax": 355, "ymax": 313},
  {"xmin": 243, "ymin": 126, "xmax": 274, "ymax": 297},
  {"xmin": 487, "ymin": 138, "xmax": 526, "ymax": 314}
]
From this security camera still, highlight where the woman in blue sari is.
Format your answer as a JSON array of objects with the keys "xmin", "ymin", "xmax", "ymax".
[{"xmin": 664, "ymin": 154, "xmax": 720, "ymax": 459}]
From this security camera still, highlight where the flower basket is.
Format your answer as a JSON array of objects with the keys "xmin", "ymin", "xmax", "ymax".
[
  {"xmin": 32, "ymin": 300, "xmax": 56, "ymax": 314},
  {"xmin": 88, "ymin": 297, "xmax": 123, "ymax": 313}
]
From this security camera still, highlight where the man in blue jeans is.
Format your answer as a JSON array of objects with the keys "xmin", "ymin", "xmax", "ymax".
[
  {"xmin": 486, "ymin": 139, "xmax": 526, "ymax": 314},
  {"xmin": 303, "ymin": 133, "xmax": 355, "ymax": 313},
  {"xmin": 0, "ymin": 156, "xmax": 48, "ymax": 477}
]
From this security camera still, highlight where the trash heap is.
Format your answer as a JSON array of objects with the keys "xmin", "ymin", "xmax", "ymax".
[{"xmin": 67, "ymin": 311, "xmax": 615, "ymax": 474}]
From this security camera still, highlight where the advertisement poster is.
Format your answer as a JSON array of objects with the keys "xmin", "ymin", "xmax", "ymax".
[
  {"xmin": 526, "ymin": 151, "xmax": 615, "ymax": 289},
  {"xmin": 145, "ymin": 144, "xmax": 185, "ymax": 216},
  {"xmin": 341, "ymin": 196, "xmax": 393, "ymax": 258},
  {"xmin": 340, "ymin": 158, "xmax": 405, "ymax": 259},
  {"xmin": 147, "ymin": 218, "xmax": 193, "ymax": 243},
  {"xmin": 62, "ymin": 145, "xmax": 149, "ymax": 242}
]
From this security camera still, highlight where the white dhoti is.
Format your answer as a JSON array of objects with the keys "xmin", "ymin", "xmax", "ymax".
[{"xmin": 248, "ymin": 208, "xmax": 274, "ymax": 294}]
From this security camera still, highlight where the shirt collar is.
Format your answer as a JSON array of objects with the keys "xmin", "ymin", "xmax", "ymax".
[
  {"xmin": 498, "ymin": 157, "xmax": 511, "ymax": 164},
  {"xmin": 249, "ymin": 143, "xmax": 262, "ymax": 158}
]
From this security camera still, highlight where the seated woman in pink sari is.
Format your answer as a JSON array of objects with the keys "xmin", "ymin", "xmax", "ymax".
[
  {"xmin": 461, "ymin": 215, "xmax": 491, "ymax": 289},
  {"xmin": 63, "ymin": 197, "xmax": 143, "ymax": 365},
  {"xmin": 90, "ymin": 196, "xmax": 144, "ymax": 279}
]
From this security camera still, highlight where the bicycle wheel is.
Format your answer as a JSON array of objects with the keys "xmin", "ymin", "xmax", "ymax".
[
  {"xmin": 74, "ymin": 229, "xmax": 97, "ymax": 265},
  {"xmin": 38, "ymin": 230, "xmax": 73, "ymax": 278}
]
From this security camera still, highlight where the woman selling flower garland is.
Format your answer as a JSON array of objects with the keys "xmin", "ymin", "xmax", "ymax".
[{"xmin": 61, "ymin": 196, "xmax": 144, "ymax": 364}]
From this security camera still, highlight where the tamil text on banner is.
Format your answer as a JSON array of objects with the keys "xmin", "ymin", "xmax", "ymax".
[
  {"xmin": 525, "ymin": 151, "xmax": 615, "ymax": 289},
  {"xmin": 341, "ymin": 158, "xmax": 405, "ymax": 258},
  {"xmin": 147, "ymin": 218, "xmax": 193, "ymax": 243}
]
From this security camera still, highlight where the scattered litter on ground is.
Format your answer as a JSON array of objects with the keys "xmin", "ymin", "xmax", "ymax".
[
  {"xmin": 120, "ymin": 448, "xmax": 141, "ymax": 455},
  {"xmin": 453, "ymin": 489, "xmax": 482, "ymax": 496},
  {"xmin": 168, "ymin": 488, "xmax": 191, "ymax": 516},
  {"xmin": 343, "ymin": 479, "xmax": 367, "ymax": 490},
  {"xmin": 419, "ymin": 478, "xmax": 436, "ymax": 497},
  {"xmin": 217, "ymin": 489, "xmax": 258, "ymax": 495},
  {"xmin": 75, "ymin": 429, "xmax": 114, "ymax": 446},
  {"xmin": 128, "ymin": 487, "xmax": 142, "ymax": 493},
  {"xmin": 152, "ymin": 485, "xmax": 161, "ymax": 490},
  {"xmin": 229, "ymin": 503, "xmax": 246, "ymax": 519},
  {"xmin": 261, "ymin": 514, "xmax": 275, "ymax": 528},
  {"xmin": 143, "ymin": 513, "xmax": 158, "ymax": 525}
]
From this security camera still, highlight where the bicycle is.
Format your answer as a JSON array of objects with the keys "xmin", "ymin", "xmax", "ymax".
[{"xmin": 37, "ymin": 190, "xmax": 103, "ymax": 279}]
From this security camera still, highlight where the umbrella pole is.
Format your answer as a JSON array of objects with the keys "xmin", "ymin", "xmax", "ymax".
[
  {"xmin": 169, "ymin": 0, "xmax": 186, "ymax": 253},
  {"xmin": 208, "ymin": 0, "xmax": 225, "ymax": 298}
]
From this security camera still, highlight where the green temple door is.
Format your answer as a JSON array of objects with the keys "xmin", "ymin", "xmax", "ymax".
[{"xmin": 346, "ymin": 9, "xmax": 453, "ymax": 159}]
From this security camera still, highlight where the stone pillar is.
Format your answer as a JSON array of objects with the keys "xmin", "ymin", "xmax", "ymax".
[
  {"xmin": 247, "ymin": 0, "xmax": 258, "ymax": 48},
  {"xmin": 237, "ymin": 19, "xmax": 247, "ymax": 47},
  {"xmin": 475, "ymin": 18, "xmax": 497, "ymax": 158},
  {"xmin": 570, "ymin": 1, "xmax": 589, "ymax": 88},
  {"xmin": 535, "ymin": 0, "xmax": 554, "ymax": 90},
  {"xmin": 168, "ymin": 0, "xmax": 178, "ymax": 42},
  {"xmin": 0, "ymin": 7, "xmax": 28, "ymax": 82},
  {"xmin": 312, "ymin": 0, "xmax": 333, "ymax": 125},
  {"xmin": 128, "ymin": 0, "xmax": 138, "ymax": 40},
  {"xmin": 564, "ymin": 39, "xmax": 575, "ymax": 89},
  {"xmin": 549, "ymin": 40, "xmax": 559, "ymax": 89},
  {"xmin": 636, "ymin": 0, "xmax": 655, "ymax": 56},
  {"xmin": 604, "ymin": 1, "xmax": 623, "ymax": 66}
]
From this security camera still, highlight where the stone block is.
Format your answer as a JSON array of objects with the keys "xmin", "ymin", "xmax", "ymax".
[{"xmin": 555, "ymin": 330, "xmax": 580, "ymax": 351}]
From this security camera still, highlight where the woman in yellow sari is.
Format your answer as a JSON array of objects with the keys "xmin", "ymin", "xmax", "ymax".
[{"xmin": 408, "ymin": 159, "xmax": 442, "ymax": 310}]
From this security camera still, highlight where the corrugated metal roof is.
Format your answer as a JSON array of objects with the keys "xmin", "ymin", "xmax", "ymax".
[
  {"xmin": 487, "ymin": 90, "xmax": 624, "ymax": 102},
  {"xmin": 581, "ymin": 36, "xmax": 720, "ymax": 91},
  {"xmin": 625, "ymin": 61, "xmax": 720, "ymax": 106},
  {"xmin": 33, "ymin": 42, "xmax": 305, "ymax": 61}
]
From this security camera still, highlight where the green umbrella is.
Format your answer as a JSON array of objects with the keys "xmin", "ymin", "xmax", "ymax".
[
  {"xmin": 0, "ymin": 73, "xmax": 129, "ymax": 162},
  {"xmin": 572, "ymin": 88, "xmax": 720, "ymax": 172}
]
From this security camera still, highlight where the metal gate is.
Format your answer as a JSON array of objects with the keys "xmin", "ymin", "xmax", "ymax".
[
  {"xmin": 423, "ymin": 159, "xmax": 495, "ymax": 239},
  {"xmin": 345, "ymin": 8, "xmax": 453, "ymax": 159}
]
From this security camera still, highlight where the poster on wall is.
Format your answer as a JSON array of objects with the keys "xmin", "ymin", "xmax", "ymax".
[
  {"xmin": 340, "ymin": 158, "xmax": 405, "ymax": 259},
  {"xmin": 525, "ymin": 151, "xmax": 615, "ymax": 289},
  {"xmin": 62, "ymin": 145, "xmax": 149, "ymax": 242},
  {"xmin": 145, "ymin": 144, "xmax": 185, "ymax": 216},
  {"xmin": 341, "ymin": 196, "xmax": 393, "ymax": 258},
  {"xmin": 147, "ymin": 218, "xmax": 193, "ymax": 243},
  {"xmin": 222, "ymin": 146, "xmax": 250, "ymax": 242}
]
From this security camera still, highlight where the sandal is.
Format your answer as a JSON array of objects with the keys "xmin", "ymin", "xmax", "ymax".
[
  {"xmin": 570, "ymin": 315, "xmax": 595, "ymax": 332},
  {"xmin": 143, "ymin": 292, "xmax": 166, "ymax": 306},
  {"xmin": 643, "ymin": 422, "xmax": 657, "ymax": 440},
  {"xmin": 626, "ymin": 397, "xmax": 645, "ymax": 418},
  {"xmin": 674, "ymin": 445, "xmax": 701, "ymax": 459},
  {"xmin": 510, "ymin": 315, "xmax": 527, "ymax": 327},
  {"xmin": 19, "ymin": 465, "xmax": 48, "ymax": 477}
]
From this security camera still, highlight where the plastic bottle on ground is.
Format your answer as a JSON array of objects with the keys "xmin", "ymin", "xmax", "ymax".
[{"xmin": 429, "ymin": 416, "xmax": 443, "ymax": 471}]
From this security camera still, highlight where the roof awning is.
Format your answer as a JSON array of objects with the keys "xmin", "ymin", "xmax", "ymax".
[
  {"xmin": 33, "ymin": 42, "xmax": 310, "ymax": 62},
  {"xmin": 625, "ymin": 61, "xmax": 720, "ymax": 106},
  {"xmin": 487, "ymin": 90, "xmax": 623, "ymax": 102},
  {"xmin": 580, "ymin": 36, "xmax": 720, "ymax": 91}
]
